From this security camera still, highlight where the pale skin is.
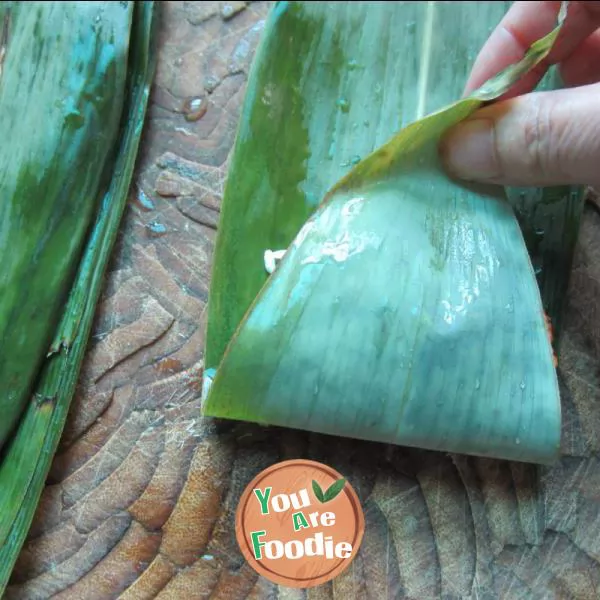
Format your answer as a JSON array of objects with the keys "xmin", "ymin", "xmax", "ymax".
[{"xmin": 440, "ymin": 1, "xmax": 600, "ymax": 187}]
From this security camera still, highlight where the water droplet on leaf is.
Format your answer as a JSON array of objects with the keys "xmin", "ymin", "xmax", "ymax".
[
  {"xmin": 65, "ymin": 110, "xmax": 84, "ymax": 130},
  {"xmin": 336, "ymin": 98, "xmax": 350, "ymax": 113}
]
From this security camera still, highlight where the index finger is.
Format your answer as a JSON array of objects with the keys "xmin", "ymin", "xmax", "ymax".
[{"xmin": 464, "ymin": 1, "xmax": 600, "ymax": 97}]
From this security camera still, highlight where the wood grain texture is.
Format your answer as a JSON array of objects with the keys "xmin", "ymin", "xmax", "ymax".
[{"xmin": 7, "ymin": 2, "xmax": 600, "ymax": 598}]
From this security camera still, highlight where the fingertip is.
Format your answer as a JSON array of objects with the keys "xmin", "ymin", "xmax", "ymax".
[
  {"xmin": 463, "ymin": 1, "xmax": 568, "ymax": 95},
  {"xmin": 558, "ymin": 30, "xmax": 600, "ymax": 87},
  {"xmin": 439, "ymin": 118, "xmax": 499, "ymax": 182},
  {"xmin": 447, "ymin": 85, "xmax": 600, "ymax": 188}
]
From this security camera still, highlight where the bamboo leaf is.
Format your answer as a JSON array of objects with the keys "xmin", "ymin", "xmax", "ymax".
[
  {"xmin": 204, "ymin": 2, "xmax": 581, "ymax": 465},
  {"xmin": 0, "ymin": 2, "xmax": 156, "ymax": 591},
  {"xmin": 0, "ymin": 1, "xmax": 130, "ymax": 448}
]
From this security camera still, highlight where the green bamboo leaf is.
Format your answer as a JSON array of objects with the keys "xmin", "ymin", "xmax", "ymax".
[
  {"xmin": 0, "ymin": 1, "xmax": 134, "ymax": 447},
  {"xmin": 204, "ymin": 1, "xmax": 581, "ymax": 465},
  {"xmin": 322, "ymin": 478, "xmax": 346, "ymax": 503},
  {"xmin": 312, "ymin": 480, "xmax": 325, "ymax": 503},
  {"xmin": 325, "ymin": 2, "xmax": 566, "ymax": 199},
  {"xmin": 0, "ymin": 2, "xmax": 156, "ymax": 591}
]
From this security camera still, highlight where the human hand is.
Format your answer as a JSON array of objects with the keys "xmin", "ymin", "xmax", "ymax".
[{"xmin": 440, "ymin": 1, "xmax": 600, "ymax": 187}]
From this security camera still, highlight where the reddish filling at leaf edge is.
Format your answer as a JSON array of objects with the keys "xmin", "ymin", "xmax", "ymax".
[{"xmin": 544, "ymin": 312, "xmax": 558, "ymax": 368}]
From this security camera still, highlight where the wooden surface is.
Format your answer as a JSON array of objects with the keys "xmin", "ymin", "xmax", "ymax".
[{"xmin": 7, "ymin": 2, "xmax": 600, "ymax": 598}]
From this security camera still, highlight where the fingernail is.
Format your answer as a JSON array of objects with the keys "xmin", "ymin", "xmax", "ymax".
[{"xmin": 441, "ymin": 118, "xmax": 498, "ymax": 181}]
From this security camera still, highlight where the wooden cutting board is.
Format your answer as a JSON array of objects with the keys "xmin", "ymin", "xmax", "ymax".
[{"xmin": 7, "ymin": 2, "xmax": 600, "ymax": 598}]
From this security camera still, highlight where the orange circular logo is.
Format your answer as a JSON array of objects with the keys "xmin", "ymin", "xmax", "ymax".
[{"xmin": 235, "ymin": 459, "xmax": 365, "ymax": 588}]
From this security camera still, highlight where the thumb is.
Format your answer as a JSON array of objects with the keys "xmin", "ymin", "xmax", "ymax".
[{"xmin": 440, "ymin": 82, "xmax": 600, "ymax": 187}]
